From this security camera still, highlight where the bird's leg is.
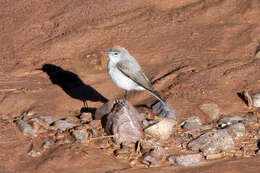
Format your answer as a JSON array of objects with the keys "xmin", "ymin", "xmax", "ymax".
[{"xmin": 123, "ymin": 90, "xmax": 128, "ymax": 105}]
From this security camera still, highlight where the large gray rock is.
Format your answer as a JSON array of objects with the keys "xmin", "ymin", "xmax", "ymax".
[
  {"xmin": 102, "ymin": 100, "xmax": 143, "ymax": 144},
  {"xmin": 152, "ymin": 101, "xmax": 178, "ymax": 121},
  {"xmin": 94, "ymin": 100, "xmax": 117, "ymax": 120},
  {"xmin": 188, "ymin": 129, "xmax": 234, "ymax": 155}
]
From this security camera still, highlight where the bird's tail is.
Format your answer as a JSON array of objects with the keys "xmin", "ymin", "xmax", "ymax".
[{"xmin": 147, "ymin": 89, "xmax": 166, "ymax": 104}]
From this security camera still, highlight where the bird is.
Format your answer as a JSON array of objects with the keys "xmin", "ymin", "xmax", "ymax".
[{"xmin": 104, "ymin": 46, "xmax": 166, "ymax": 104}]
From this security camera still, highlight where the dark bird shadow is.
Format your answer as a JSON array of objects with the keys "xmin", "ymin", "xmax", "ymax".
[{"xmin": 40, "ymin": 64, "xmax": 108, "ymax": 114}]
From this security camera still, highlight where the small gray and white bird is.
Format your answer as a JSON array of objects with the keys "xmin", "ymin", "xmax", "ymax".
[{"xmin": 104, "ymin": 46, "xmax": 166, "ymax": 103}]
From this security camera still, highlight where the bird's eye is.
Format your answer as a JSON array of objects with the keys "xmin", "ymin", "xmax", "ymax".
[{"xmin": 114, "ymin": 52, "xmax": 118, "ymax": 55}]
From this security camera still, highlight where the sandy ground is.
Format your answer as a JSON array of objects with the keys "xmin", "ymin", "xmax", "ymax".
[{"xmin": 1, "ymin": 0, "xmax": 260, "ymax": 172}]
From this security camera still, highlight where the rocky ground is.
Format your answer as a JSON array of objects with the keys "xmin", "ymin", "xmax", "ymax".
[{"xmin": 1, "ymin": 0, "xmax": 260, "ymax": 173}]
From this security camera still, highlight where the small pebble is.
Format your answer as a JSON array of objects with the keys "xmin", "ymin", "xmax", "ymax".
[
  {"xmin": 72, "ymin": 129, "xmax": 89, "ymax": 143},
  {"xmin": 188, "ymin": 129, "xmax": 234, "ymax": 155},
  {"xmin": 199, "ymin": 103, "xmax": 219, "ymax": 120},
  {"xmin": 171, "ymin": 134, "xmax": 190, "ymax": 143},
  {"xmin": 16, "ymin": 120, "xmax": 37, "ymax": 137},
  {"xmin": 38, "ymin": 116, "xmax": 54, "ymax": 125},
  {"xmin": 218, "ymin": 116, "xmax": 244, "ymax": 127},
  {"xmin": 42, "ymin": 141, "xmax": 52, "ymax": 149},
  {"xmin": 168, "ymin": 153, "xmax": 203, "ymax": 166},
  {"xmin": 252, "ymin": 94, "xmax": 260, "ymax": 107},
  {"xmin": 206, "ymin": 153, "xmax": 224, "ymax": 160},
  {"xmin": 256, "ymin": 150, "xmax": 260, "ymax": 155},
  {"xmin": 53, "ymin": 120, "xmax": 76, "ymax": 131},
  {"xmin": 225, "ymin": 123, "xmax": 245, "ymax": 138},
  {"xmin": 243, "ymin": 115, "xmax": 257, "ymax": 123},
  {"xmin": 80, "ymin": 112, "xmax": 93, "ymax": 123},
  {"xmin": 182, "ymin": 115, "xmax": 202, "ymax": 131},
  {"xmin": 144, "ymin": 119, "xmax": 177, "ymax": 140},
  {"xmin": 143, "ymin": 147, "xmax": 165, "ymax": 164},
  {"xmin": 28, "ymin": 150, "xmax": 41, "ymax": 157}
]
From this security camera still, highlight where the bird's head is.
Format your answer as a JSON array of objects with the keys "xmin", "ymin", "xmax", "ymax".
[{"xmin": 103, "ymin": 46, "xmax": 129, "ymax": 63}]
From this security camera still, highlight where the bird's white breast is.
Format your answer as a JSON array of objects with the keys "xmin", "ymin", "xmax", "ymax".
[{"xmin": 108, "ymin": 61, "xmax": 144, "ymax": 91}]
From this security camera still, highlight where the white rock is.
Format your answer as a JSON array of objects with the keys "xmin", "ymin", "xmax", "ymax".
[
  {"xmin": 144, "ymin": 119, "xmax": 177, "ymax": 140},
  {"xmin": 252, "ymin": 94, "xmax": 260, "ymax": 107}
]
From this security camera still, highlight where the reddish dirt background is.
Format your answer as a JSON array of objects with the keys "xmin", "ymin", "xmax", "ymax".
[{"xmin": 1, "ymin": 0, "xmax": 260, "ymax": 172}]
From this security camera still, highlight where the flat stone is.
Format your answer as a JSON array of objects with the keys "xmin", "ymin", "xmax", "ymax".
[
  {"xmin": 72, "ymin": 129, "xmax": 89, "ymax": 142},
  {"xmin": 152, "ymin": 101, "xmax": 178, "ymax": 121},
  {"xmin": 105, "ymin": 100, "xmax": 143, "ymax": 144},
  {"xmin": 252, "ymin": 94, "xmax": 260, "ymax": 107},
  {"xmin": 144, "ymin": 147, "xmax": 165, "ymax": 164},
  {"xmin": 218, "ymin": 116, "xmax": 244, "ymax": 126},
  {"xmin": 182, "ymin": 115, "xmax": 202, "ymax": 131},
  {"xmin": 225, "ymin": 123, "xmax": 246, "ymax": 138},
  {"xmin": 38, "ymin": 116, "xmax": 54, "ymax": 125},
  {"xmin": 256, "ymin": 50, "xmax": 260, "ymax": 58},
  {"xmin": 188, "ymin": 129, "xmax": 234, "ymax": 155},
  {"xmin": 80, "ymin": 112, "xmax": 92, "ymax": 123},
  {"xmin": 168, "ymin": 153, "xmax": 203, "ymax": 166},
  {"xmin": 16, "ymin": 120, "xmax": 37, "ymax": 137},
  {"xmin": 199, "ymin": 103, "xmax": 220, "ymax": 120},
  {"xmin": 144, "ymin": 119, "xmax": 177, "ymax": 140},
  {"xmin": 53, "ymin": 120, "xmax": 76, "ymax": 132}
]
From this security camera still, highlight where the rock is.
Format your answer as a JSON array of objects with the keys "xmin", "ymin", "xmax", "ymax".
[
  {"xmin": 199, "ymin": 103, "xmax": 220, "ymax": 120},
  {"xmin": 80, "ymin": 112, "xmax": 93, "ymax": 123},
  {"xmin": 105, "ymin": 100, "xmax": 143, "ymax": 144},
  {"xmin": 27, "ymin": 149, "xmax": 41, "ymax": 157},
  {"xmin": 38, "ymin": 116, "xmax": 54, "ymax": 125},
  {"xmin": 53, "ymin": 120, "xmax": 76, "ymax": 132},
  {"xmin": 72, "ymin": 129, "xmax": 89, "ymax": 143},
  {"xmin": 188, "ymin": 129, "xmax": 234, "ymax": 155},
  {"xmin": 94, "ymin": 100, "xmax": 118, "ymax": 120},
  {"xmin": 205, "ymin": 153, "xmax": 224, "ymax": 160},
  {"xmin": 42, "ymin": 141, "xmax": 52, "ymax": 149},
  {"xmin": 218, "ymin": 116, "xmax": 244, "ymax": 127},
  {"xmin": 256, "ymin": 49, "xmax": 260, "ymax": 59},
  {"xmin": 143, "ymin": 147, "xmax": 165, "ymax": 164},
  {"xmin": 144, "ymin": 119, "xmax": 177, "ymax": 140},
  {"xmin": 168, "ymin": 153, "xmax": 203, "ymax": 166},
  {"xmin": 16, "ymin": 120, "xmax": 37, "ymax": 137},
  {"xmin": 252, "ymin": 94, "xmax": 260, "ymax": 107},
  {"xmin": 243, "ymin": 115, "xmax": 257, "ymax": 123},
  {"xmin": 182, "ymin": 115, "xmax": 202, "ymax": 131},
  {"xmin": 218, "ymin": 115, "xmax": 257, "ymax": 127},
  {"xmin": 152, "ymin": 101, "xmax": 178, "ymax": 121},
  {"xmin": 225, "ymin": 123, "xmax": 245, "ymax": 138},
  {"xmin": 171, "ymin": 134, "xmax": 190, "ymax": 143}
]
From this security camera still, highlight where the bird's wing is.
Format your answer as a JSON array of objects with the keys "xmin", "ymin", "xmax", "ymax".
[
  {"xmin": 116, "ymin": 62, "xmax": 154, "ymax": 91},
  {"xmin": 117, "ymin": 62, "xmax": 166, "ymax": 103}
]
